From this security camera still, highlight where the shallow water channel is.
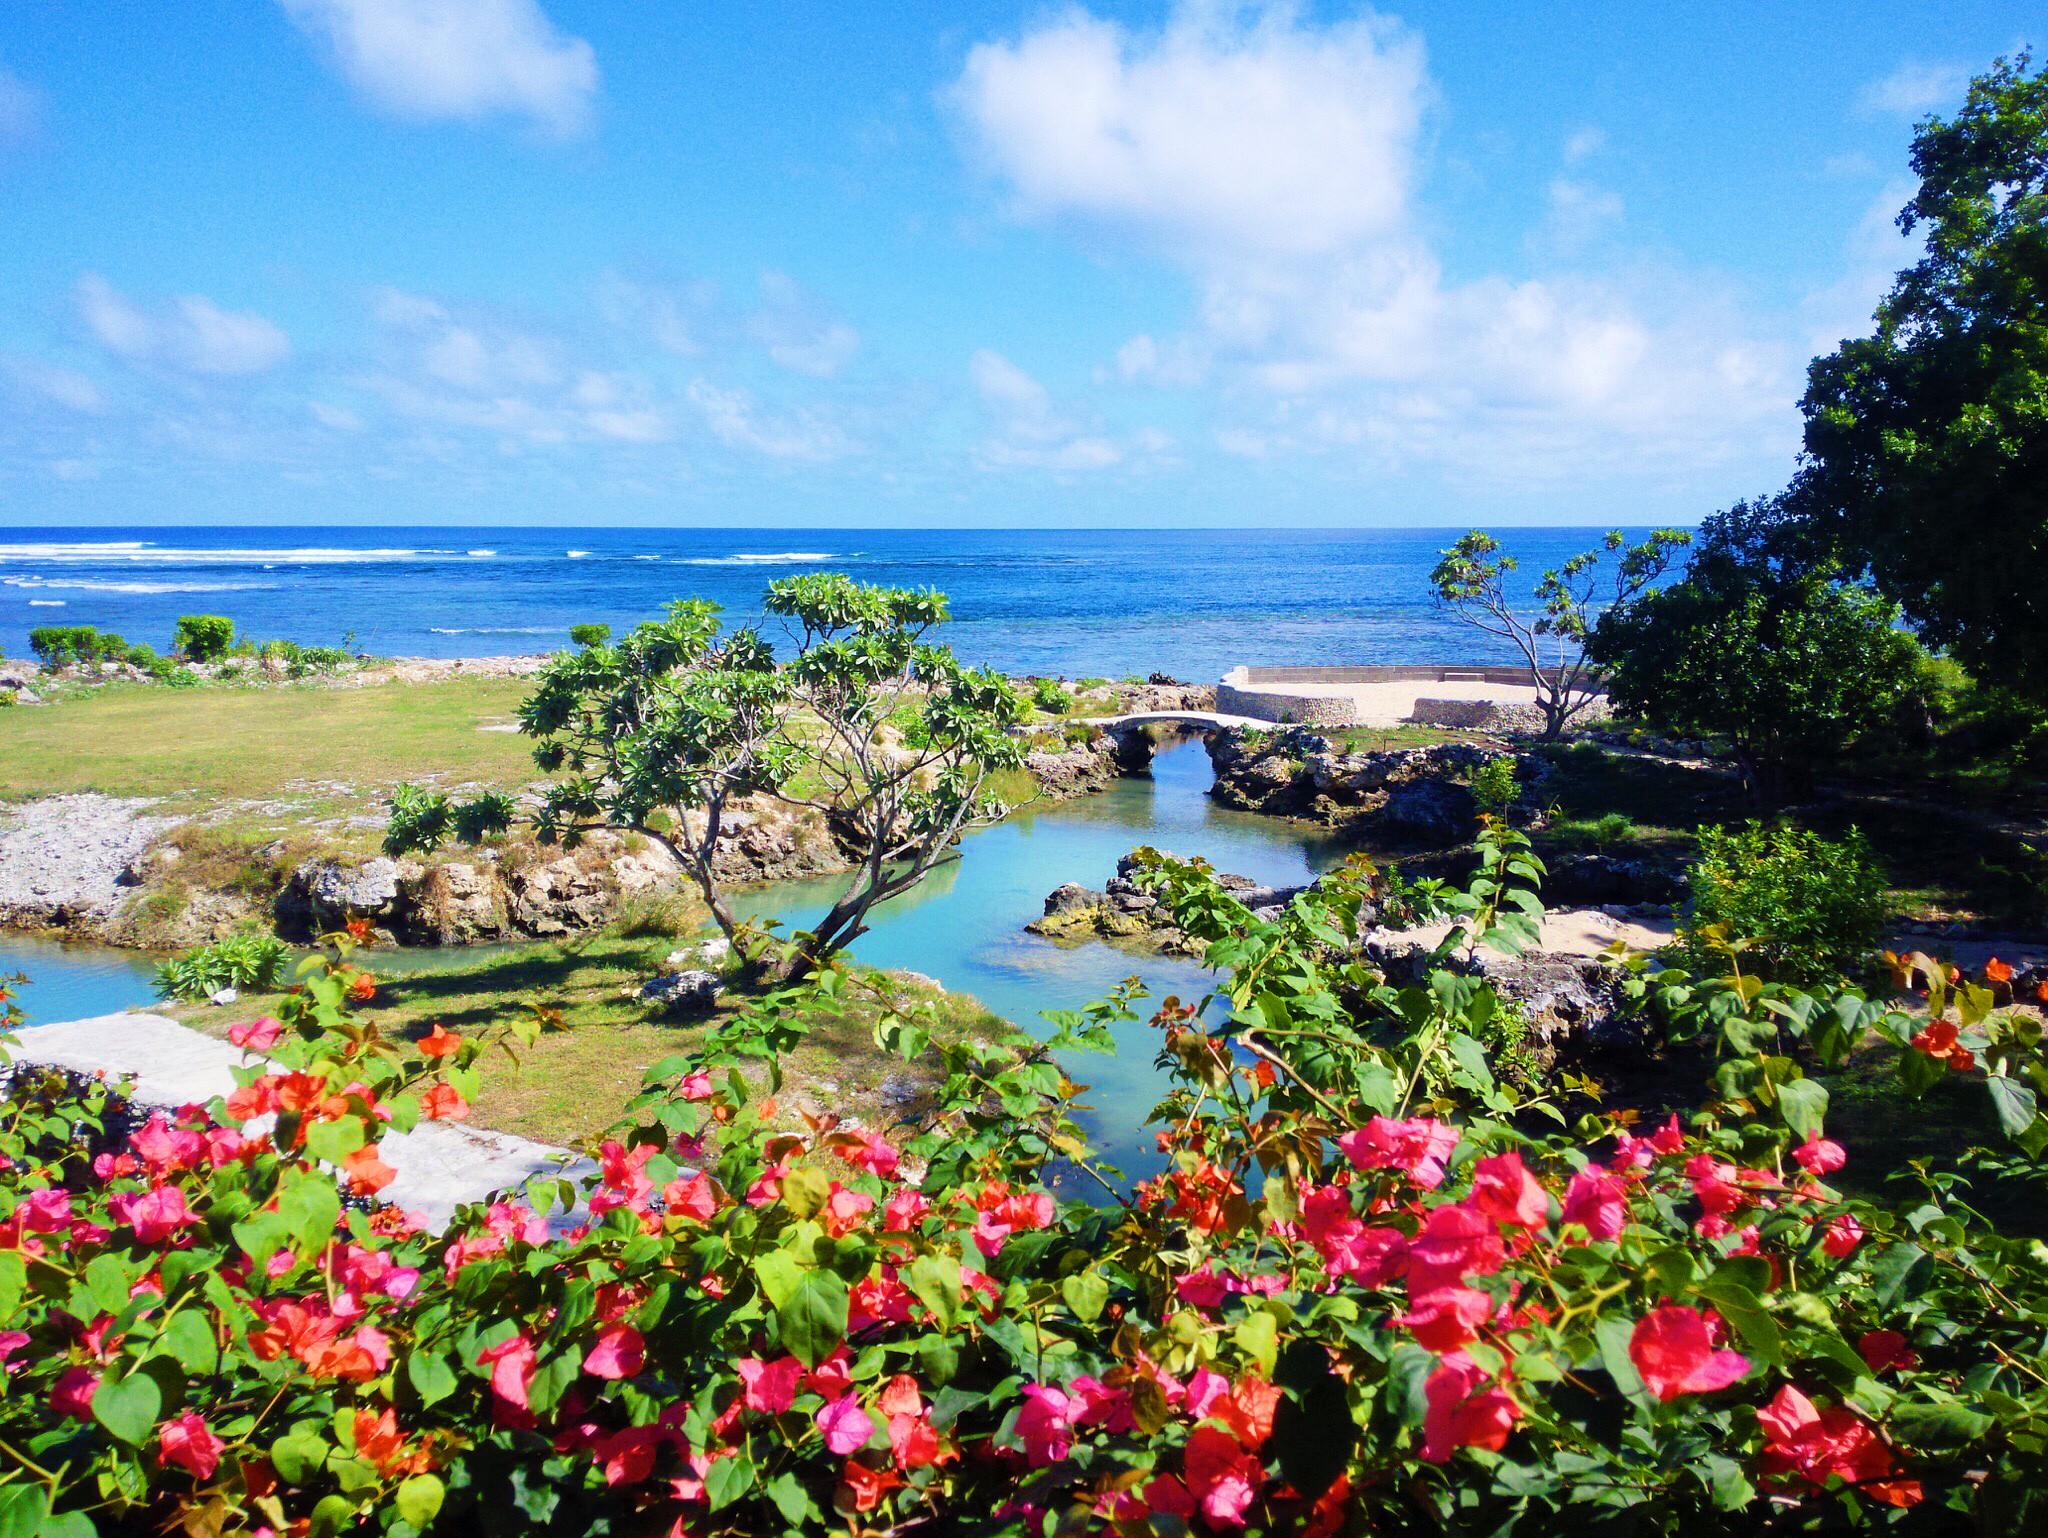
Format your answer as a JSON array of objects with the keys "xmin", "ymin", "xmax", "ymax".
[{"xmin": 1, "ymin": 741, "xmax": 1340, "ymax": 1178}]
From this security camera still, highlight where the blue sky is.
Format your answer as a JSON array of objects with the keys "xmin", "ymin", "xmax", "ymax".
[{"xmin": 0, "ymin": 2, "xmax": 2033, "ymax": 528}]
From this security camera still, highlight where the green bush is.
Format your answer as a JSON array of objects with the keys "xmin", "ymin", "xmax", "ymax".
[
  {"xmin": 568, "ymin": 622, "xmax": 612, "ymax": 649},
  {"xmin": 1677, "ymin": 821, "xmax": 1888, "ymax": 983},
  {"xmin": 28, "ymin": 625, "xmax": 113, "ymax": 666},
  {"xmin": 152, "ymin": 932, "xmax": 292, "ymax": 1000},
  {"xmin": 1031, "ymin": 677, "xmax": 1074, "ymax": 713},
  {"xmin": 1547, "ymin": 810, "xmax": 1638, "ymax": 851},
  {"xmin": 1469, "ymin": 755, "xmax": 1518, "ymax": 815},
  {"xmin": 173, "ymin": 614, "xmax": 236, "ymax": 661}
]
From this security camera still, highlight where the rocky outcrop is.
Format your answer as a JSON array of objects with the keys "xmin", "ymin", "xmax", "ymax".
[
  {"xmin": 1206, "ymin": 727, "xmax": 1510, "ymax": 843},
  {"xmin": 0, "ymin": 794, "xmax": 178, "ymax": 929},
  {"xmin": 1028, "ymin": 852, "xmax": 1317, "ymax": 956},
  {"xmin": 694, "ymin": 798, "xmax": 851, "ymax": 886},
  {"xmin": 640, "ymin": 968, "xmax": 724, "ymax": 1017},
  {"xmin": 1023, "ymin": 732, "xmax": 1124, "ymax": 800},
  {"xmin": 1362, "ymin": 927, "xmax": 1641, "ymax": 1055}
]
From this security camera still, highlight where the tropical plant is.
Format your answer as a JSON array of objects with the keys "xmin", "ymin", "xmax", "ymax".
[
  {"xmin": 152, "ymin": 933, "xmax": 293, "ymax": 1000},
  {"xmin": 567, "ymin": 623, "xmax": 611, "ymax": 650},
  {"xmin": 1591, "ymin": 502, "xmax": 1925, "ymax": 801},
  {"xmin": 1676, "ymin": 822, "xmax": 1889, "ymax": 986},
  {"xmin": 4, "ymin": 831, "xmax": 2048, "ymax": 1534},
  {"xmin": 1429, "ymin": 528, "xmax": 1691, "ymax": 738},
  {"xmin": 1794, "ymin": 54, "xmax": 2048, "ymax": 698},
  {"xmin": 387, "ymin": 576, "xmax": 1026, "ymax": 968},
  {"xmin": 172, "ymin": 615, "xmax": 235, "ymax": 662},
  {"xmin": 1031, "ymin": 678, "xmax": 1074, "ymax": 714}
]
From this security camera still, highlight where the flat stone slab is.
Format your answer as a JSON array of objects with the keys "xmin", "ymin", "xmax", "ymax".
[{"xmin": 13, "ymin": 1012, "xmax": 592, "ymax": 1231}]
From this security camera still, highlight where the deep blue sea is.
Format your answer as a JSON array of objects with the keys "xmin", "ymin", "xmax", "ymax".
[{"xmin": 0, "ymin": 526, "xmax": 1667, "ymax": 680}]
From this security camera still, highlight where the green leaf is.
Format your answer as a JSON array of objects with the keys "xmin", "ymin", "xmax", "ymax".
[
  {"xmin": 918, "ymin": 1333, "xmax": 960, "ymax": 1387},
  {"xmin": 272, "ymin": 1433, "xmax": 330, "ymax": 1485},
  {"xmin": 1273, "ymin": 1338, "xmax": 1354, "ymax": 1503},
  {"xmin": 706, "ymin": 1450, "xmax": 756, "ymax": 1512},
  {"xmin": 778, "ymin": 1269, "xmax": 850, "ymax": 1368},
  {"xmin": 91, "ymin": 1371, "xmax": 163, "ymax": 1445},
  {"xmin": 232, "ymin": 1210, "xmax": 294, "ymax": 1270},
  {"xmin": 1061, "ymin": 1269, "xmax": 1109, "ymax": 1324},
  {"xmin": 1890, "ymin": 1399, "xmax": 1995, "ymax": 1449},
  {"xmin": 1988, "ymin": 1076, "xmax": 2038, "ymax": 1139},
  {"xmin": 1702, "ymin": 1454, "xmax": 1755, "ymax": 1511},
  {"xmin": 304, "ymin": 1116, "xmax": 367, "ymax": 1164},
  {"xmin": 407, "ymin": 1349, "xmax": 459, "ymax": 1408},
  {"xmin": 39, "ymin": 1516, "xmax": 96, "ymax": 1538},
  {"xmin": 156, "ymin": 1310, "xmax": 219, "ymax": 1377},
  {"xmin": 1776, "ymin": 1077, "xmax": 1828, "ymax": 1141},
  {"xmin": 396, "ymin": 1475, "xmax": 446, "ymax": 1528},
  {"xmin": 1695, "ymin": 1275, "xmax": 1780, "ymax": 1365},
  {"xmin": 1870, "ymin": 1242, "xmax": 1930, "ymax": 1309},
  {"xmin": 753, "ymin": 1248, "xmax": 805, "ymax": 1311},
  {"xmin": 0, "ymin": 1487, "xmax": 51, "ymax": 1538},
  {"xmin": 1233, "ymin": 1308, "xmax": 1279, "ymax": 1376},
  {"xmin": 765, "ymin": 1471, "xmax": 819, "ymax": 1526},
  {"xmin": 1594, "ymin": 1317, "xmax": 1652, "ymax": 1407},
  {"xmin": 907, "ymin": 1253, "xmax": 962, "ymax": 1332}
]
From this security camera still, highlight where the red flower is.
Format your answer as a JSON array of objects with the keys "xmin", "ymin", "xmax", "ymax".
[
  {"xmin": 343, "ymin": 1144, "xmax": 397, "ymax": 1197},
  {"xmin": 1182, "ymin": 1424, "xmax": 1264, "ymax": 1528},
  {"xmin": 1984, "ymin": 957, "xmax": 2012, "ymax": 984},
  {"xmin": 50, "ymin": 1368, "xmax": 99, "ymax": 1421},
  {"xmin": 417, "ymin": 1023, "xmax": 462, "ymax": 1058},
  {"xmin": 737, "ymin": 1355, "xmax": 803, "ymax": 1414},
  {"xmin": 1015, "ymin": 1383, "xmax": 1077, "ymax": 1466},
  {"xmin": 585, "ymin": 1323, "xmax": 645, "ymax": 1380},
  {"xmin": 227, "ymin": 1016, "xmax": 284, "ymax": 1052},
  {"xmin": 1857, "ymin": 1329, "xmax": 1918, "ymax": 1375},
  {"xmin": 1560, "ymin": 1168, "xmax": 1627, "ymax": 1241},
  {"xmin": 1627, "ymin": 1306, "xmax": 1750, "ymax": 1401},
  {"xmin": 1909, "ymin": 1020, "xmax": 1975, "ymax": 1071},
  {"xmin": 348, "ymin": 972, "xmax": 377, "ymax": 1002},
  {"xmin": 1469, "ymin": 1151, "xmax": 1550, "ymax": 1229},
  {"xmin": 420, "ymin": 1082, "xmax": 469, "ymax": 1121},
  {"xmin": 1793, "ymin": 1137, "xmax": 1847, "ymax": 1176},
  {"xmin": 1335, "ymin": 1116, "xmax": 1461, "ymax": 1190},
  {"xmin": 1758, "ymin": 1384, "xmax": 1921, "ymax": 1507},
  {"xmin": 110, "ymin": 1183, "xmax": 200, "ymax": 1245},
  {"xmin": 1396, "ymin": 1286, "xmax": 1494, "ymax": 1352},
  {"xmin": 1407, "ymin": 1202, "xmax": 1505, "ymax": 1295},
  {"xmin": 1421, "ymin": 1350, "xmax": 1519, "ymax": 1463},
  {"xmin": 478, "ymin": 1335, "xmax": 537, "ymax": 1409},
  {"xmin": 662, "ymin": 1172, "xmax": 720, "ymax": 1221},
  {"xmin": 157, "ymin": 1411, "xmax": 224, "ymax": 1481}
]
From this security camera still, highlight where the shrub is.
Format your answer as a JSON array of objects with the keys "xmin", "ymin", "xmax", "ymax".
[
  {"xmin": 1677, "ymin": 821, "xmax": 1888, "ymax": 983},
  {"xmin": 1469, "ymin": 755, "xmax": 1518, "ymax": 815},
  {"xmin": 28, "ymin": 625, "xmax": 109, "ymax": 666},
  {"xmin": 152, "ymin": 932, "xmax": 292, "ymax": 1000},
  {"xmin": 1547, "ymin": 809, "xmax": 1638, "ymax": 850},
  {"xmin": 5, "ymin": 837, "xmax": 2048, "ymax": 1534},
  {"xmin": 1031, "ymin": 677, "xmax": 1074, "ymax": 713},
  {"xmin": 568, "ymin": 622, "xmax": 612, "ymax": 649},
  {"xmin": 173, "ymin": 614, "xmax": 236, "ymax": 661}
]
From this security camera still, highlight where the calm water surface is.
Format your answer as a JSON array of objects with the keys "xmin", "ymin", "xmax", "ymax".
[{"xmin": 2, "ymin": 743, "xmax": 1332, "ymax": 1176}]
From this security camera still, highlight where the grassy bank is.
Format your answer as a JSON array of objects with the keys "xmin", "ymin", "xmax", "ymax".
[
  {"xmin": 0, "ymin": 675, "xmax": 537, "ymax": 809},
  {"xmin": 168, "ymin": 925, "xmax": 1005, "ymax": 1146}
]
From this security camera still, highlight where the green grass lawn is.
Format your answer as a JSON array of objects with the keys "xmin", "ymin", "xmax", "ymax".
[
  {"xmin": 0, "ymin": 676, "xmax": 538, "ymax": 808},
  {"xmin": 168, "ymin": 927, "xmax": 1005, "ymax": 1146}
]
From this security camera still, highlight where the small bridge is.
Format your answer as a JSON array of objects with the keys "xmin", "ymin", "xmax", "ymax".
[{"xmin": 1063, "ymin": 709, "xmax": 1279, "ymax": 733}]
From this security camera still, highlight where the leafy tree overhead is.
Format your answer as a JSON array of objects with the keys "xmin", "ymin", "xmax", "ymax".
[
  {"xmin": 387, "ymin": 575, "xmax": 1026, "ymax": 968},
  {"xmin": 1429, "ymin": 528, "xmax": 1690, "ymax": 738},
  {"xmin": 1590, "ymin": 502, "xmax": 1924, "ymax": 801},
  {"xmin": 1795, "ymin": 53, "xmax": 2048, "ymax": 696}
]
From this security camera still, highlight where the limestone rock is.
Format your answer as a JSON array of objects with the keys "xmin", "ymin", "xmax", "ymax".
[{"xmin": 641, "ymin": 969, "xmax": 724, "ymax": 1017}]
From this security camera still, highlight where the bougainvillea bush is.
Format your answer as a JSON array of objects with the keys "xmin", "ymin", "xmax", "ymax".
[{"xmin": 1, "ymin": 828, "xmax": 2045, "ymax": 1536}]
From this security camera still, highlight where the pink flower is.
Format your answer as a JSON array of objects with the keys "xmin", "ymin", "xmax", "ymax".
[
  {"xmin": 1406, "ymin": 1202, "xmax": 1505, "ymax": 1295},
  {"xmin": 15, "ymin": 1187, "xmax": 73, "ymax": 1233},
  {"xmin": 805, "ymin": 1349, "xmax": 854, "ymax": 1403},
  {"xmin": 737, "ymin": 1356, "xmax": 804, "ymax": 1414},
  {"xmin": 0, "ymin": 1332, "xmax": 27, "ymax": 1367},
  {"xmin": 1335, "ymin": 1116, "xmax": 1461, "ymax": 1190},
  {"xmin": 478, "ymin": 1335, "xmax": 537, "ymax": 1409},
  {"xmin": 1421, "ymin": 1351, "xmax": 1519, "ymax": 1463},
  {"xmin": 677, "ymin": 1071, "xmax": 715, "ymax": 1101},
  {"xmin": 228, "ymin": 1016, "xmax": 285, "ymax": 1052},
  {"xmin": 1395, "ymin": 1286, "xmax": 1494, "ymax": 1352},
  {"xmin": 585, "ymin": 1323, "xmax": 645, "ymax": 1380},
  {"xmin": 1822, "ymin": 1213, "xmax": 1864, "ymax": 1259},
  {"xmin": 1182, "ymin": 1424, "xmax": 1263, "ymax": 1527},
  {"xmin": 1469, "ymin": 1151, "xmax": 1549, "ymax": 1229},
  {"xmin": 1560, "ymin": 1168, "xmax": 1626, "ymax": 1241},
  {"xmin": 1627, "ymin": 1306, "xmax": 1750, "ymax": 1401},
  {"xmin": 881, "ymin": 1189, "xmax": 930, "ymax": 1231},
  {"xmin": 842, "ymin": 1128, "xmax": 900, "ymax": 1178},
  {"xmin": 50, "ymin": 1368, "xmax": 99, "ymax": 1420},
  {"xmin": 1758, "ymin": 1385, "xmax": 1921, "ymax": 1507},
  {"xmin": 1793, "ymin": 1137, "xmax": 1847, "ymax": 1175},
  {"xmin": 1015, "ymin": 1383, "xmax": 1077, "ymax": 1466},
  {"xmin": 158, "ymin": 1411, "xmax": 225, "ymax": 1480},
  {"xmin": 110, "ymin": 1184, "xmax": 199, "ymax": 1245},
  {"xmin": 662, "ymin": 1172, "xmax": 719, "ymax": 1221},
  {"xmin": 818, "ymin": 1395, "xmax": 876, "ymax": 1455}
]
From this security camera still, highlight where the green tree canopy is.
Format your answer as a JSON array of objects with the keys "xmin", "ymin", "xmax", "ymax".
[
  {"xmin": 1590, "ymin": 503, "xmax": 1924, "ymax": 800},
  {"xmin": 1795, "ymin": 53, "xmax": 2048, "ymax": 696}
]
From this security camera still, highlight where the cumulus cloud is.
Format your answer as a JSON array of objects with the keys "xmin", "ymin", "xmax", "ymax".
[
  {"xmin": 751, "ymin": 272, "xmax": 861, "ymax": 378},
  {"xmin": 1859, "ymin": 61, "xmax": 1970, "ymax": 119},
  {"xmin": 76, "ymin": 275, "xmax": 292, "ymax": 374},
  {"xmin": 686, "ymin": 379, "xmax": 856, "ymax": 461},
  {"xmin": 969, "ymin": 348, "xmax": 1167, "ymax": 471},
  {"xmin": 953, "ymin": 2, "xmax": 1791, "ymax": 484},
  {"xmin": 279, "ymin": 0, "xmax": 598, "ymax": 134},
  {"xmin": 1801, "ymin": 178, "xmax": 1918, "ymax": 355}
]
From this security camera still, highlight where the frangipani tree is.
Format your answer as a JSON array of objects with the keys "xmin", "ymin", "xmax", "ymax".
[
  {"xmin": 388, "ymin": 575, "xmax": 1025, "ymax": 969},
  {"xmin": 1430, "ymin": 529, "xmax": 1691, "ymax": 738}
]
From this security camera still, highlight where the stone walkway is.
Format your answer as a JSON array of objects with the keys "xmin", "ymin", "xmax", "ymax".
[{"xmin": 13, "ymin": 1012, "xmax": 592, "ymax": 1231}]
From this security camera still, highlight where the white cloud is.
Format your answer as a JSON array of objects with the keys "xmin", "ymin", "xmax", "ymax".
[
  {"xmin": 968, "ymin": 347, "xmax": 1143, "ymax": 470},
  {"xmin": 955, "ymin": 4, "xmax": 1425, "ymax": 260},
  {"xmin": 0, "ymin": 62, "xmax": 39, "ymax": 145},
  {"xmin": 5, "ymin": 357, "xmax": 105, "ymax": 413},
  {"xmin": 751, "ymin": 272, "xmax": 861, "ymax": 378},
  {"xmin": 309, "ymin": 400, "xmax": 365, "ymax": 430},
  {"xmin": 279, "ymin": 0, "xmax": 598, "ymax": 134},
  {"xmin": 1801, "ymin": 178, "xmax": 1918, "ymax": 354},
  {"xmin": 686, "ymin": 379, "xmax": 855, "ymax": 461},
  {"xmin": 76, "ymin": 275, "xmax": 292, "ymax": 374},
  {"xmin": 1859, "ymin": 61, "xmax": 1970, "ymax": 119},
  {"xmin": 954, "ymin": 3, "xmax": 1791, "ymax": 484},
  {"xmin": 1562, "ymin": 126, "xmax": 1605, "ymax": 164}
]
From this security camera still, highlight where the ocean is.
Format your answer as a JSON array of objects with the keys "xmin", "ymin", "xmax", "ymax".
[{"xmin": 0, "ymin": 526, "xmax": 1668, "ymax": 681}]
